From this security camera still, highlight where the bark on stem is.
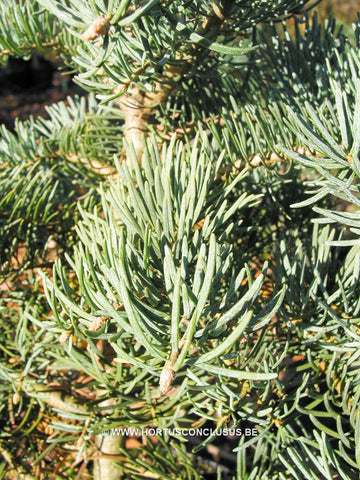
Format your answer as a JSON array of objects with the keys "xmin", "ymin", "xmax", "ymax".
[
  {"xmin": 118, "ymin": 87, "xmax": 154, "ymax": 160},
  {"xmin": 117, "ymin": 66, "xmax": 188, "ymax": 160},
  {"xmin": 94, "ymin": 435, "xmax": 123, "ymax": 480},
  {"xmin": 93, "ymin": 395, "xmax": 124, "ymax": 480},
  {"xmin": 116, "ymin": 2, "xmax": 232, "ymax": 160}
]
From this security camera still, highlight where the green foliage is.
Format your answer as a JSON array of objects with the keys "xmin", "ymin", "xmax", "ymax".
[
  {"xmin": 0, "ymin": 1, "xmax": 359, "ymax": 479},
  {"xmin": 1, "ymin": 0, "xmax": 319, "ymax": 101}
]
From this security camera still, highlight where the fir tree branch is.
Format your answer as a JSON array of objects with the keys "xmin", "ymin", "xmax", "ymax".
[
  {"xmin": 0, "ymin": 41, "xmax": 57, "ymax": 58},
  {"xmin": 114, "ymin": 0, "xmax": 236, "ymax": 158},
  {"xmin": 21, "ymin": 380, "xmax": 88, "ymax": 414}
]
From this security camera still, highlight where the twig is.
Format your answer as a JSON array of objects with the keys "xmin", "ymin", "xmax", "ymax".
[
  {"xmin": 20, "ymin": 380, "xmax": 88, "ymax": 414},
  {"xmin": 0, "ymin": 41, "xmax": 68, "ymax": 58}
]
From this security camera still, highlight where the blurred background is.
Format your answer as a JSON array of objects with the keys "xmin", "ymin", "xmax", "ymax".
[{"xmin": 316, "ymin": 0, "xmax": 360, "ymax": 23}]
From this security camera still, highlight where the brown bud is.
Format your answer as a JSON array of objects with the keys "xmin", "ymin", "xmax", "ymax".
[
  {"xmin": 82, "ymin": 16, "xmax": 110, "ymax": 42},
  {"xmin": 113, "ymin": 83, "xmax": 127, "ymax": 94},
  {"xmin": 88, "ymin": 317, "xmax": 106, "ymax": 332},
  {"xmin": 12, "ymin": 392, "xmax": 20, "ymax": 405},
  {"xmin": 59, "ymin": 330, "xmax": 71, "ymax": 343},
  {"xmin": 212, "ymin": 2, "xmax": 225, "ymax": 20},
  {"xmin": 159, "ymin": 366, "xmax": 175, "ymax": 396}
]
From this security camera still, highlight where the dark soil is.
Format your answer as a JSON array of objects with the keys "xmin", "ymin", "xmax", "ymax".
[{"xmin": 0, "ymin": 55, "xmax": 85, "ymax": 130}]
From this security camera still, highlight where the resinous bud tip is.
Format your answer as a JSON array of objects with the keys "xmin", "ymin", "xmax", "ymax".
[{"xmin": 82, "ymin": 16, "xmax": 110, "ymax": 42}]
